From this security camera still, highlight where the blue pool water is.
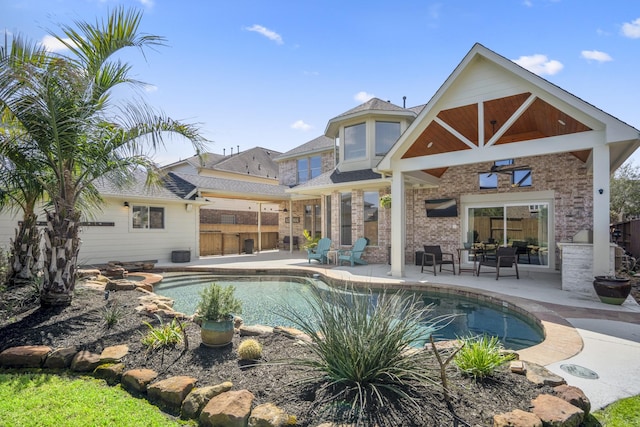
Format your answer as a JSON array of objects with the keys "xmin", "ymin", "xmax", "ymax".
[{"xmin": 154, "ymin": 272, "xmax": 543, "ymax": 350}]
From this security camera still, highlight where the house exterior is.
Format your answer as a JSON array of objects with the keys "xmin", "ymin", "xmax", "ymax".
[
  {"xmin": 280, "ymin": 43, "xmax": 640, "ymax": 288},
  {"xmin": 1, "ymin": 43, "xmax": 638, "ymax": 287}
]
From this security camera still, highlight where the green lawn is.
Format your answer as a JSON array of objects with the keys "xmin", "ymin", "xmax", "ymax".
[
  {"xmin": 0, "ymin": 372, "xmax": 194, "ymax": 427},
  {"xmin": 586, "ymin": 394, "xmax": 640, "ymax": 426}
]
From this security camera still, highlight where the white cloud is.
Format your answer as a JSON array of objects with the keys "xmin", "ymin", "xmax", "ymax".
[
  {"xmin": 139, "ymin": 0, "xmax": 154, "ymax": 7},
  {"xmin": 245, "ymin": 24, "xmax": 283, "ymax": 45},
  {"xmin": 303, "ymin": 70, "xmax": 319, "ymax": 76},
  {"xmin": 581, "ymin": 50, "xmax": 613, "ymax": 62},
  {"xmin": 354, "ymin": 91, "xmax": 374, "ymax": 103},
  {"xmin": 291, "ymin": 120, "xmax": 311, "ymax": 131},
  {"xmin": 40, "ymin": 35, "xmax": 75, "ymax": 52},
  {"xmin": 522, "ymin": 0, "xmax": 533, "ymax": 7},
  {"xmin": 144, "ymin": 85, "xmax": 158, "ymax": 93},
  {"xmin": 512, "ymin": 54, "xmax": 564, "ymax": 76},
  {"xmin": 621, "ymin": 17, "xmax": 640, "ymax": 39}
]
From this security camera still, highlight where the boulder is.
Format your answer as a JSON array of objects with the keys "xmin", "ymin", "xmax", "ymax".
[
  {"xmin": 273, "ymin": 326, "xmax": 305, "ymax": 338},
  {"xmin": 100, "ymin": 344, "xmax": 129, "ymax": 363},
  {"xmin": 531, "ymin": 394, "xmax": 584, "ymax": 427},
  {"xmin": 44, "ymin": 347, "xmax": 77, "ymax": 369},
  {"xmin": 493, "ymin": 409, "xmax": 542, "ymax": 427},
  {"xmin": 199, "ymin": 390, "xmax": 254, "ymax": 427},
  {"xmin": 510, "ymin": 360, "xmax": 527, "ymax": 375},
  {"xmin": 181, "ymin": 382, "xmax": 233, "ymax": 420},
  {"xmin": 525, "ymin": 363, "xmax": 567, "ymax": 387},
  {"xmin": 70, "ymin": 350, "xmax": 101, "ymax": 372},
  {"xmin": 94, "ymin": 362, "xmax": 126, "ymax": 386},
  {"xmin": 554, "ymin": 384, "xmax": 591, "ymax": 415},
  {"xmin": 121, "ymin": 369, "xmax": 158, "ymax": 394},
  {"xmin": 148, "ymin": 376, "xmax": 198, "ymax": 413},
  {"xmin": 0, "ymin": 345, "xmax": 52, "ymax": 368},
  {"xmin": 239, "ymin": 325, "xmax": 274, "ymax": 336},
  {"xmin": 248, "ymin": 402, "xmax": 296, "ymax": 427}
]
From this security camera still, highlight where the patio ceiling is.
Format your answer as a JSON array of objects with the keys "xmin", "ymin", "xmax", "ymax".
[{"xmin": 401, "ymin": 92, "xmax": 593, "ymax": 178}]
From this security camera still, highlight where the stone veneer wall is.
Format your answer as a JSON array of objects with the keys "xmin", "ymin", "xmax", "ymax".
[{"xmin": 406, "ymin": 153, "xmax": 592, "ymax": 267}]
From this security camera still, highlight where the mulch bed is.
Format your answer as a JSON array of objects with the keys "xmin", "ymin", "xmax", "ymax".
[{"xmin": 1, "ymin": 279, "xmax": 606, "ymax": 426}]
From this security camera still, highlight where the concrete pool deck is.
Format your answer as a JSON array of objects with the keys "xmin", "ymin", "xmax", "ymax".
[{"xmin": 154, "ymin": 250, "xmax": 640, "ymax": 410}]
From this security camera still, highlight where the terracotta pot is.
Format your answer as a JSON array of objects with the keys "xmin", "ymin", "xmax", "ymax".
[
  {"xmin": 200, "ymin": 319, "xmax": 235, "ymax": 347},
  {"xmin": 593, "ymin": 276, "xmax": 631, "ymax": 305}
]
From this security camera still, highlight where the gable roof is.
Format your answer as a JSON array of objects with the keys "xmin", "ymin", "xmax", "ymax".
[
  {"xmin": 273, "ymin": 135, "xmax": 334, "ymax": 161},
  {"xmin": 95, "ymin": 171, "xmax": 194, "ymax": 201},
  {"xmin": 210, "ymin": 146, "xmax": 281, "ymax": 179},
  {"xmin": 377, "ymin": 43, "xmax": 640, "ymax": 173}
]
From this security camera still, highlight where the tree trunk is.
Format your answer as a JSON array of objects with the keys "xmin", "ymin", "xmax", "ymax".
[
  {"xmin": 40, "ymin": 209, "xmax": 81, "ymax": 306},
  {"xmin": 8, "ymin": 212, "xmax": 41, "ymax": 287}
]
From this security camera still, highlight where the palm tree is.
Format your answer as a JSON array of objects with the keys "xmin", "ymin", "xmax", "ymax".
[{"xmin": 0, "ymin": 8, "xmax": 207, "ymax": 305}]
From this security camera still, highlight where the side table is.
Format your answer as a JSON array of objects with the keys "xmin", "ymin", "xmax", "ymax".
[
  {"xmin": 326, "ymin": 250, "xmax": 339, "ymax": 265},
  {"xmin": 456, "ymin": 248, "xmax": 478, "ymax": 275}
]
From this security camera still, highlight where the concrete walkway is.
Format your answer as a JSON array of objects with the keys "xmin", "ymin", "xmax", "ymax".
[{"xmin": 155, "ymin": 250, "xmax": 640, "ymax": 410}]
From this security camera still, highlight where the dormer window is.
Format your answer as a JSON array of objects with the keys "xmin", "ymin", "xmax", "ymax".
[
  {"xmin": 344, "ymin": 123, "xmax": 366, "ymax": 160},
  {"xmin": 375, "ymin": 121, "xmax": 400, "ymax": 156}
]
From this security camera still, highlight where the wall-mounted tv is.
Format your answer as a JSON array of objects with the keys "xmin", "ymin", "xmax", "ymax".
[{"xmin": 425, "ymin": 198, "xmax": 458, "ymax": 218}]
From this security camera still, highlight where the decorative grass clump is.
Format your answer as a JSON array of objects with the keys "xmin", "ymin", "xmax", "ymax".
[
  {"xmin": 102, "ymin": 302, "xmax": 126, "ymax": 329},
  {"xmin": 141, "ymin": 316, "xmax": 184, "ymax": 351},
  {"xmin": 454, "ymin": 335, "xmax": 514, "ymax": 380},
  {"xmin": 280, "ymin": 284, "xmax": 455, "ymax": 425},
  {"xmin": 238, "ymin": 339, "xmax": 263, "ymax": 360}
]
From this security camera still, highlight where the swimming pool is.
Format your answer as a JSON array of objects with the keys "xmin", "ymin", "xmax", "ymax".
[{"xmin": 154, "ymin": 272, "xmax": 543, "ymax": 350}]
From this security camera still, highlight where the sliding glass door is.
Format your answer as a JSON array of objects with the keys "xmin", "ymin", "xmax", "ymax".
[{"xmin": 467, "ymin": 203, "xmax": 549, "ymax": 266}]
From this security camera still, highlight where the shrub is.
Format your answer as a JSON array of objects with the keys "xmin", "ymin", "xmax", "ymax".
[
  {"xmin": 195, "ymin": 283, "xmax": 242, "ymax": 322},
  {"xmin": 141, "ymin": 316, "xmax": 184, "ymax": 351},
  {"xmin": 454, "ymin": 335, "xmax": 514, "ymax": 380},
  {"xmin": 238, "ymin": 339, "xmax": 263, "ymax": 360},
  {"xmin": 279, "ymin": 284, "xmax": 455, "ymax": 424}
]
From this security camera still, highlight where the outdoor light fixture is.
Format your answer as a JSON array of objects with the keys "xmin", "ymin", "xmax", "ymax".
[
  {"xmin": 123, "ymin": 201, "xmax": 129, "ymax": 207},
  {"xmin": 598, "ymin": 189, "xmax": 604, "ymax": 195}
]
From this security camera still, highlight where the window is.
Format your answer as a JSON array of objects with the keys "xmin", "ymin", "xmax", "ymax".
[
  {"xmin": 304, "ymin": 203, "xmax": 321, "ymax": 237},
  {"xmin": 479, "ymin": 173, "xmax": 497, "ymax": 190},
  {"xmin": 344, "ymin": 123, "xmax": 366, "ymax": 160},
  {"xmin": 340, "ymin": 192, "xmax": 352, "ymax": 245},
  {"xmin": 512, "ymin": 169, "xmax": 532, "ymax": 187},
  {"xmin": 495, "ymin": 159, "xmax": 513, "ymax": 166},
  {"xmin": 297, "ymin": 155, "xmax": 322, "ymax": 184},
  {"xmin": 220, "ymin": 214, "xmax": 236, "ymax": 224},
  {"xmin": 375, "ymin": 121, "xmax": 400, "ymax": 156},
  {"xmin": 363, "ymin": 192, "xmax": 378, "ymax": 245},
  {"xmin": 132, "ymin": 205, "xmax": 164, "ymax": 229}
]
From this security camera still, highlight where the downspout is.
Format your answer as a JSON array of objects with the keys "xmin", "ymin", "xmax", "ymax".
[{"xmin": 289, "ymin": 200, "xmax": 293, "ymax": 253}]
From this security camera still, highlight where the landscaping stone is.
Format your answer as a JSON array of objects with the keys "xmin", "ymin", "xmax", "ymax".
[
  {"xmin": 70, "ymin": 350, "xmax": 101, "ymax": 372},
  {"xmin": 248, "ymin": 402, "xmax": 296, "ymax": 427},
  {"xmin": 525, "ymin": 363, "xmax": 567, "ymax": 387},
  {"xmin": 554, "ymin": 384, "xmax": 591, "ymax": 416},
  {"xmin": 510, "ymin": 360, "xmax": 526, "ymax": 375},
  {"xmin": 273, "ymin": 326, "xmax": 305, "ymax": 338},
  {"xmin": 493, "ymin": 408, "xmax": 542, "ymax": 427},
  {"xmin": 100, "ymin": 344, "xmax": 129, "ymax": 363},
  {"xmin": 147, "ymin": 375, "xmax": 197, "ymax": 413},
  {"xmin": 239, "ymin": 325, "xmax": 274, "ymax": 336},
  {"xmin": 181, "ymin": 381, "xmax": 233, "ymax": 420},
  {"xmin": 199, "ymin": 389, "xmax": 254, "ymax": 427},
  {"xmin": 94, "ymin": 362, "xmax": 126, "ymax": 386},
  {"xmin": 0, "ymin": 345, "xmax": 51, "ymax": 368},
  {"xmin": 44, "ymin": 346, "xmax": 77, "ymax": 369},
  {"xmin": 531, "ymin": 394, "xmax": 584, "ymax": 427},
  {"xmin": 105, "ymin": 280, "xmax": 136, "ymax": 291},
  {"xmin": 121, "ymin": 368, "xmax": 158, "ymax": 394}
]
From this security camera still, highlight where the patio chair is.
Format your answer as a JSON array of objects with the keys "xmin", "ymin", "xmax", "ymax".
[
  {"xmin": 421, "ymin": 245, "xmax": 456, "ymax": 275},
  {"xmin": 307, "ymin": 238, "xmax": 332, "ymax": 264},
  {"xmin": 477, "ymin": 246, "xmax": 519, "ymax": 280},
  {"xmin": 337, "ymin": 237, "xmax": 369, "ymax": 267},
  {"xmin": 512, "ymin": 240, "xmax": 531, "ymax": 264},
  {"xmin": 281, "ymin": 236, "xmax": 299, "ymax": 250}
]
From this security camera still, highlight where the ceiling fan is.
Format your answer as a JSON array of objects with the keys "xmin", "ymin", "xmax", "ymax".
[{"xmin": 481, "ymin": 163, "xmax": 530, "ymax": 177}]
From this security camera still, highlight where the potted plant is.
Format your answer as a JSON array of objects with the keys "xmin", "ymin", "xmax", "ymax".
[
  {"xmin": 593, "ymin": 274, "xmax": 631, "ymax": 305},
  {"xmin": 195, "ymin": 283, "xmax": 242, "ymax": 347},
  {"xmin": 379, "ymin": 194, "xmax": 391, "ymax": 209}
]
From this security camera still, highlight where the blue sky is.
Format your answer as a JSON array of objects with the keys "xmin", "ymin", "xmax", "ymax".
[{"xmin": 5, "ymin": 1, "xmax": 640, "ymax": 166}]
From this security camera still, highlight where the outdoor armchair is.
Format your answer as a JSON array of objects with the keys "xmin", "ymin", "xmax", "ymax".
[
  {"xmin": 337, "ymin": 238, "xmax": 369, "ymax": 267},
  {"xmin": 421, "ymin": 245, "xmax": 456, "ymax": 275},
  {"xmin": 307, "ymin": 238, "xmax": 332, "ymax": 264},
  {"xmin": 477, "ymin": 246, "xmax": 519, "ymax": 280}
]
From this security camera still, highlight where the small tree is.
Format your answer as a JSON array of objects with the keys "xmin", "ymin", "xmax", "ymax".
[{"xmin": 610, "ymin": 162, "xmax": 640, "ymax": 222}]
